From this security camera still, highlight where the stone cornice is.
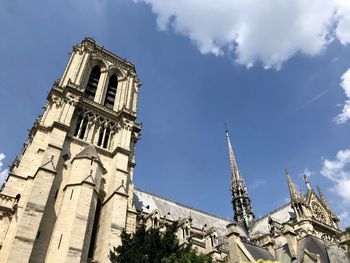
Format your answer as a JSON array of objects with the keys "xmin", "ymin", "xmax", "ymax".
[
  {"xmin": 38, "ymin": 166, "xmax": 57, "ymax": 175},
  {"xmin": 65, "ymin": 80, "xmax": 84, "ymax": 95},
  {"xmin": 116, "ymin": 168, "xmax": 128, "ymax": 174},
  {"xmin": 112, "ymin": 146, "xmax": 131, "ymax": 157},
  {"xmin": 79, "ymin": 38, "xmax": 136, "ymax": 74},
  {"xmin": 80, "ymin": 97, "xmax": 120, "ymax": 121},
  {"xmin": 78, "ymin": 97, "xmax": 138, "ymax": 126},
  {"xmin": 309, "ymin": 218, "xmax": 341, "ymax": 234},
  {"xmin": 52, "ymin": 121, "xmax": 70, "ymax": 132},
  {"xmin": 102, "ymin": 190, "xmax": 129, "ymax": 207},
  {"xmin": 63, "ymin": 182, "xmax": 99, "ymax": 196},
  {"xmin": 68, "ymin": 136, "xmax": 113, "ymax": 157}
]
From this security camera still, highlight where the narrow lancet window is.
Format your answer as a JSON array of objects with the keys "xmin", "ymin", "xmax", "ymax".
[
  {"xmin": 97, "ymin": 127, "xmax": 104, "ymax": 147},
  {"xmin": 84, "ymin": 65, "xmax": 101, "ymax": 100},
  {"xmin": 103, "ymin": 127, "xmax": 110, "ymax": 149},
  {"xmin": 79, "ymin": 117, "xmax": 88, "ymax": 140},
  {"xmin": 103, "ymin": 74, "xmax": 118, "ymax": 109},
  {"xmin": 73, "ymin": 114, "xmax": 83, "ymax": 137}
]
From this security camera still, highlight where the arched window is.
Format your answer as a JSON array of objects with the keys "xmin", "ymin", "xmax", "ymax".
[
  {"xmin": 73, "ymin": 113, "xmax": 83, "ymax": 137},
  {"xmin": 84, "ymin": 65, "xmax": 101, "ymax": 100},
  {"xmin": 103, "ymin": 74, "xmax": 118, "ymax": 109},
  {"xmin": 103, "ymin": 126, "xmax": 110, "ymax": 149},
  {"xmin": 97, "ymin": 126, "xmax": 104, "ymax": 147},
  {"xmin": 79, "ymin": 117, "xmax": 88, "ymax": 140}
]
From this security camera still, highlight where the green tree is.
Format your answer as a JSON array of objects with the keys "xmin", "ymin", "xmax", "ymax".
[{"xmin": 109, "ymin": 222, "xmax": 213, "ymax": 263}]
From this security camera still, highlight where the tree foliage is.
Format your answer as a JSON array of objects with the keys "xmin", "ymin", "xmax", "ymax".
[{"xmin": 110, "ymin": 222, "xmax": 213, "ymax": 263}]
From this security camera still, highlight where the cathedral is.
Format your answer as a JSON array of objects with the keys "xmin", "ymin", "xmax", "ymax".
[{"xmin": 0, "ymin": 38, "xmax": 349, "ymax": 263}]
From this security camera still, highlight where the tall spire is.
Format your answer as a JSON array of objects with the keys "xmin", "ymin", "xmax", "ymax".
[
  {"xmin": 225, "ymin": 127, "xmax": 255, "ymax": 231},
  {"xmin": 225, "ymin": 126, "xmax": 241, "ymax": 183}
]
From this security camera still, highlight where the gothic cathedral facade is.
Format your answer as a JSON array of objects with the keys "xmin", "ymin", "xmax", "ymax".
[{"xmin": 0, "ymin": 38, "xmax": 349, "ymax": 263}]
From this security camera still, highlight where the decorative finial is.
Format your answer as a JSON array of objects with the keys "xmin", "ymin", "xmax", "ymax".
[
  {"xmin": 304, "ymin": 174, "xmax": 311, "ymax": 190},
  {"xmin": 285, "ymin": 168, "xmax": 289, "ymax": 176}
]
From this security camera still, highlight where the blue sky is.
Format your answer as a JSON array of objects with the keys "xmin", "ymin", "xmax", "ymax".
[{"xmin": 1, "ymin": 0, "xmax": 350, "ymax": 226}]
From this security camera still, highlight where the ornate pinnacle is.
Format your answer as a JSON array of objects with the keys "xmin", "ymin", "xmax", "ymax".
[
  {"xmin": 286, "ymin": 169, "xmax": 300, "ymax": 202},
  {"xmin": 317, "ymin": 185, "xmax": 339, "ymax": 220},
  {"xmin": 317, "ymin": 185, "xmax": 331, "ymax": 210}
]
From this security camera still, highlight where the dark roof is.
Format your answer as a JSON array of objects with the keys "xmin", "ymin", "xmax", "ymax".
[
  {"xmin": 298, "ymin": 235, "xmax": 329, "ymax": 263},
  {"xmin": 242, "ymin": 242, "xmax": 275, "ymax": 261}
]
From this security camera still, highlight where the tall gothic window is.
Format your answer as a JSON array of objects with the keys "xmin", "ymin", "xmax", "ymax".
[
  {"xmin": 84, "ymin": 65, "xmax": 101, "ymax": 100},
  {"xmin": 103, "ymin": 74, "xmax": 118, "ymax": 109}
]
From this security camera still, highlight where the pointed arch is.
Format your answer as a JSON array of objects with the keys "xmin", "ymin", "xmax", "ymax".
[
  {"xmin": 103, "ymin": 74, "xmax": 118, "ymax": 109},
  {"xmin": 84, "ymin": 65, "xmax": 101, "ymax": 100}
]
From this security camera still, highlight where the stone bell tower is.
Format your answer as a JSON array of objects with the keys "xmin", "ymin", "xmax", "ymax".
[{"xmin": 0, "ymin": 38, "xmax": 141, "ymax": 263}]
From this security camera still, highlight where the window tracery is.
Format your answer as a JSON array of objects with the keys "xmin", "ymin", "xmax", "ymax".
[{"xmin": 72, "ymin": 108, "xmax": 117, "ymax": 150}]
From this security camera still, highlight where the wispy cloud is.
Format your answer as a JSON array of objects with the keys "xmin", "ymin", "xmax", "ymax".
[
  {"xmin": 321, "ymin": 149, "xmax": 350, "ymax": 202},
  {"xmin": 302, "ymin": 90, "xmax": 329, "ymax": 109},
  {"xmin": 0, "ymin": 153, "xmax": 9, "ymax": 185},
  {"xmin": 335, "ymin": 68, "xmax": 350, "ymax": 124},
  {"xmin": 331, "ymin": 57, "xmax": 339, "ymax": 63},
  {"xmin": 251, "ymin": 179, "xmax": 266, "ymax": 189},
  {"xmin": 133, "ymin": 0, "xmax": 350, "ymax": 69},
  {"xmin": 285, "ymin": 90, "xmax": 328, "ymax": 119},
  {"xmin": 298, "ymin": 168, "xmax": 314, "ymax": 179},
  {"xmin": 339, "ymin": 211, "xmax": 350, "ymax": 227},
  {"xmin": 321, "ymin": 149, "xmax": 350, "ymax": 226}
]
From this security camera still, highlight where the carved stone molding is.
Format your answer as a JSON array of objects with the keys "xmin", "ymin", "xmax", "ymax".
[{"xmin": 80, "ymin": 38, "xmax": 136, "ymax": 73}]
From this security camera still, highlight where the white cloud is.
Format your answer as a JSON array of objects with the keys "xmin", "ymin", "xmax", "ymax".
[
  {"xmin": 134, "ymin": 0, "xmax": 350, "ymax": 69},
  {"xmin": 302, "ymin": 168, "xmax": 313, "ymax": 178},
  {"xmin": 335, "ymin": 0, "xmax": 350, "ymax": 45},
  {"xmin": 339, "ymin": 211, "xmax": 350, "ymax": 227},
  {"xmin": 335, "ymin": 68, "xmax": 350, "ymax": 124},
  {"xmin": 251, "ymin": 179, "xmax": 266, "ymax": 189},
  {"xmin": 0, "ymin": 153, "xmax": 9, "ymax": 185},
  {"xmin": 321, "ymin": 149, "xmax": 350, "ymax": 205}
]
